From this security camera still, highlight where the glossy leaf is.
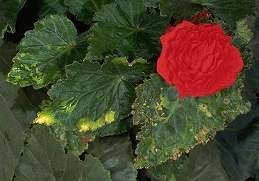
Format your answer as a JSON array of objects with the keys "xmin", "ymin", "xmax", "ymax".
[
  {"xmin": 86, "ymin": 0, "xmax": 169, "ymax": 60},
  {"xmin": 0, "ymin": 0, "xmax": 26, "ymax": 38},
  {"xmin": 35, "ymin": 57, "xmax": 153, "ymax": 133},
  {"xmin": 87, "ymin": 134, "xmax": 137, "ymax": 181},
  {"xmin": 38, "ymin": 0, "xmax": 68, "ymax": 19},
  {"xmin": 177, "ymin": 141, "xmax": 229, "ymax": 181},
  {"xmin": 7, "ymin": 15, "xmax": 88, "ymax": 89},
  {"xmin": 0, "ymin": 43, "xmax": 37, "ymax": 181},
  {"xmin": 201, "ymin": 0, "xmax": 257, "ymax": 27},
  {"xmin": 133, "ymin": 74, "xmax": 251, "ymax": 168},
  {"xmin": 64, "ymin": 0, "xmax": 113, "ymax": 23},
  {"xmin": 15, "ymin": 125, "xmax": 111, "ymax": 181}
]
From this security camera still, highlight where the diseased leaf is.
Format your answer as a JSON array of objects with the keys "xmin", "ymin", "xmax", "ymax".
[
  {"xmin": 35, "ymin": 56, "xmax": 153, "ymax": 133},
  {"xmin": 133, "ymin": 74, "xmax": 251, "ymax": 168},
  {"xmin": 7, "ymin": 15, "xmax": 88, "ymax": 89},
  {"xmin": 0, "ymin": 43, "xmax": 37, "ymax": 181},
  {"xmin": 86, "ymin": 0, "xmax": 169, "ymax": 60},
  {"xmin": 0, "ymin": 0, "xmax": 26, "ymax": 38},
  {"xmin": 160, "ymin": 0, "xmax": 204, "ymax": 19},
  {"xmin": 201, "ymin": 0, "xmax": 257, "ymax": 27},
  {"xmin": 15, "ymin": 125, "xmax": 111, "ymax": 181},
  {"xmin": 177, "ymin": 142, "xmax": 229, "ymax": 181},
  {"xmin": 38, "ymin": 0, "xmax": 68, "ymax": 19},
  {"xmin": 64, "ymin": 0, "xmax": 113, "ymax": 23},
  {"xmin": 87, "ymin": 134, "xmax": 137, "ymax": 181}
]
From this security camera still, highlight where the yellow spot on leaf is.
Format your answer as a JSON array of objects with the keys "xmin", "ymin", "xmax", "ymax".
[
  {"xmin": 34, "ymin": 110, "xmax": 55, "ymax": 126},
  {"xmin": 198, "ymin": 104, "xmax": 212, "ymax": 118}
]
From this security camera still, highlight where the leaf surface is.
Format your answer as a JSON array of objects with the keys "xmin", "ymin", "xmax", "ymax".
[
  {"xmin": 201, "ymin": 0, "xmax": 257, "ymax": 27},
  {"xmin": 15, "ymin": 125, "xmax": 111, "ymax": 181},
  {"xmin": 133, "ymin": 74, "xmax": 251, "ymax": 168},
  {"xmin": 86, "ymin": 0, "xmax": 169, "ymax": 60},
  {"xmin": 87, "ymin": 134, "xmax": 137, "ymax": 181},
  {"xmin": 38, "ymin": 0, "xmax": 68, "ymax": 19},
  {"xmin": 64, "ymin": 0, "xmax": 113, "ymax": 23},
  {"xmin": 7, "ymin": 15, "xmax": 88, "ymax": 89},
  {"xmin": 35, "ymin": 57, "xmax": 153, "ymax": 133},
  {"xmin": 0, "ymin": 0, "xmax": 26, "ymax": 39},
  {"xmin": 0, "ymin": 42, "xmax": 37, "ymax": 181}
]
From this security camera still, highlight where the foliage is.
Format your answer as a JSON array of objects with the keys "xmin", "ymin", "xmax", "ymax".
[{"xmin": 0, "ymin": 0, "xmax": 259, "ymax": 180}]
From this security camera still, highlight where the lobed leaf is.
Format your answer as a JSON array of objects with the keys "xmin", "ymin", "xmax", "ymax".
[
  {"xmin": 86, "ymin": 0, "xmax": 169, "ymax": 60},
  {"xmin": 7, "ymin": 15, "xmax": 88, "ymax": 89},
  {"xmin": 15, "ymin": 125, "xmax": 111, "ymax": 181},
  {"xmin": 64, "ymin": 0, "xmax": 113, "ymax": 23},
  {"xmin": 133, "ymin": 74, "xmax": 251, "ymax": 168},
  {"xmin": 35, "ymin": 56, "xmax": 153, "ymax": 133}
]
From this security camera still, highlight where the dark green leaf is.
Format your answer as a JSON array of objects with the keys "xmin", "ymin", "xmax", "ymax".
[
  {"xmin": 7, "ymin": 15, "xmax": 88, "ymax": 89},
  {"xmin": 146, "ymin": 155, "xmax": 187, "ymax": 181},
  {"xmin": 177, "ymin": 142, "xmax": 229, "ymax": 181},
  {"xmin": 87, "ymin": 134, "xmax": 137, "ymax": 181},
  {"xmin": 64, "ymin": 0, "xmax": 113, "ymax": 23},
  {"xmin": 0, "ymin": 43, "xmax": 37, "ymax": 181},
  {"xmin": 143, "ymin": 0, "xmax": 160, "ymax": 7},
  {"xmin": 38, "ymin": 0, "xmax": 68, "ymax": 19},
  {"xmin": 35, "ymin": 56, "xmax": 153, "ymax": 133},
  {"xmin": 86, "ymin": 0, "xmax": 169, "ymax": 60},
  {"xmin": 214, "ymin": 117, "xmax": 259, "ymax": 181},
  {"xmin": 15, "ymin": 125, "xmax": 112, "ymax": 181},
  {"xmin": 0, "ymin": 0, "xmax": 26, "ymax": 38},
  {"xmin": 133, "ymin": 74, "xmax": 251, "ymax": 168},
  {"xmin": 201, "ymin": 0, "xmax": 257, "ymax": 27},
  {"xmin": 160, "ymin": 0, "xmax": 204, "ymax": 19}
]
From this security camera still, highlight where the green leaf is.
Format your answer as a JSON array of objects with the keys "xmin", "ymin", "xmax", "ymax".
[
  {"xmin": 201, "ymin": 0, "xmax": 258, "ymax": 27},
  {"xmin": 143, "ymin": 0, "xmax": 160, "ymax": 7},
  {"xmin": 35, "ymin": 56, "xmax": 153, "ymax": 133},
  {"xmin": 160, "ymin": 0, "xmax": 204, "ymax": 19},
  {"xmin": 86, "ymin": 0, "xmax": 169, "ymax": 60},
  {"xmin": 146, "ymin": 155, "xmax": 187, "ymax": 181},
  {"xmin": 0, "ymin": 0, "xmax": 26, "ymax": 38},
  {"xmin": 7, "ymin": 15, "xmax": 88, "ymax": 89},
  {"xmin": 94, "ymin": 116, "xmax": 134, "ymax": 137},
  {"xmin": 133, "ymin": 74, "xmax": 251, "ymax": 168},
  {"xmin": 15, "ymin": 125, "xmax": 112, "ymax": 181},
  {"xmin": 38, "ymin": 0, "xmax": 68, "ymax": 19},
  {"xmin": 87, "ymin": 134, "xmax": 137, "ymax": 181},
  {"xmin": 0, "ymin": 43, "xmax": 37, "ymax": 181},
  {"xmin": 177, "ymin": 141, "xmax": 229, "ymax": 181},
  {"xmin": 64, "ymin": 0, "xmax": 113, "ymax": 23}
]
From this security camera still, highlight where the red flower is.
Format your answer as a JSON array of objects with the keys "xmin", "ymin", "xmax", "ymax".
[{"xmin": 157, "ymin": 21, "xmax": 244, "ymax": 98}]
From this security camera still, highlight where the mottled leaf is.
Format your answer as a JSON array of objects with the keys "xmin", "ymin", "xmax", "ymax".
[
  {"xmin": 35, "ymin": 57, "xmax": 153, "ymax": 133},
  {"xmin": 133, "ymin": 74, "xmax": 251, "ymax": 168},
  {"xmin": 64, "ymin": 0, "xmax": 113, "ymax": 23},
  {"xmin": 15, "ymin": 125, "xmax": 111, "ymax": 181},
  {"xmin": 7, "ymin": 15, "xmax": 88, "ymax": 89},
  {"xmin": 87, "ymin": 134, "xmax": 137, "ymax": 181},
  {"xmin": 86, "ymin": 0, "xmax": 169, "ymax": 60}
]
